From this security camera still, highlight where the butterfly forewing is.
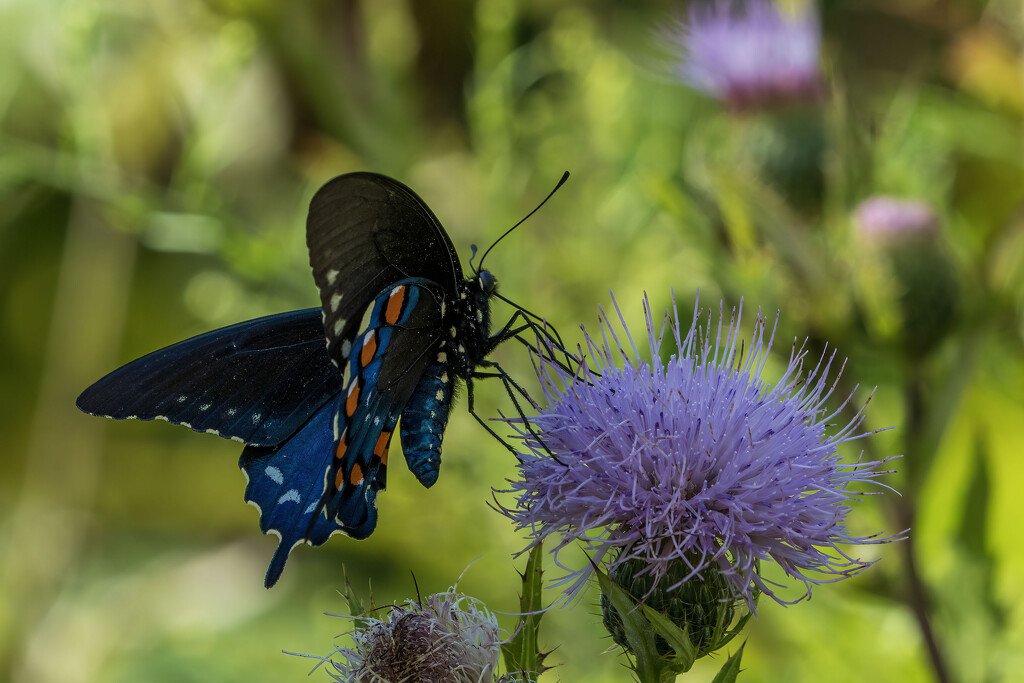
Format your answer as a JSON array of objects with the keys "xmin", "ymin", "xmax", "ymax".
[
  {"xmin": 76, "ymin": 308, "xmax": 341, "ymax": 447},
  {"xmin": 306, "ymin": 173, "xmax": 461, "ymax": 369}
]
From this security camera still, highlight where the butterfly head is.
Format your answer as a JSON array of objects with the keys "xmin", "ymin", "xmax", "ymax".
[{"xmin": 477, "ymin": 270, "xmax": 497, "ymax": 295}]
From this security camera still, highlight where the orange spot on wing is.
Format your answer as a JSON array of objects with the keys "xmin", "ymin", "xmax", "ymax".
[
  {"xmin": 360, "ymin": 331, "xmax": 378, "ymax": 367},
  {"xmin": 348, "ymin": 463, "xmax": 364, "ymax": 486},
  {"xmin": 385, "ymin": 286, "xmax": 406, "ymax": 324},
  {"xmin": 334, "ymin": 427, "xmax": 349, "ymax": 460},
  {"xmin": 345, "ymin": 379, "xmax": 361, "ymax": 416},
  {"xmin": 334, "ymin": 467, "xmax": 348, "ymax": 490},
  {"xmin": 374, "ymin": 430, "xmax": 392, "ymax": 465}
]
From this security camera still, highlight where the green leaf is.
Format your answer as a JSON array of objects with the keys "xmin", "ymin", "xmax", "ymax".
[
  {"xmin": 954, "ymin": 432, "xmax": 1007, "ymax": 627},
  {"xmin": 638, "ymin": 601, "xmax": 696, "ymax": 672},
  {"xmin": 501, "ymin": 543, "xmax": 547, "ymax": 682},
  {"xmin": 956, "ymin": 432, "xmax": 991, "ymax": 558},
  {"xmin": 339, "ymin": 567, "xmax": 373, "ymax": 628},
  {"xmin": 594, "ymin": 567, "xmax": 669, "ymax": 683},
  {"xmin": 710, "ymin": 642, "xmax": 746, "ymax": 683}
]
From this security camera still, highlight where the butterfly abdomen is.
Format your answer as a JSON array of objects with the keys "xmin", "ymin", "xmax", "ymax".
[{"xmin": 399, "ymin": 358, "xmax": 456, "ymax": 488}]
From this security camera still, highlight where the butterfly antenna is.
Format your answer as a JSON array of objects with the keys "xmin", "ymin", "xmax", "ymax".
[{"xmin": 477, "ymin": 171, "xmax": 569, "ymax": 273}]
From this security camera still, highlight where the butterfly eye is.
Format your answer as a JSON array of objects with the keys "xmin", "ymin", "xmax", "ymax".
[{"xmin": 479, "ymin": 270, "xmax": 497, "ymax": 294}]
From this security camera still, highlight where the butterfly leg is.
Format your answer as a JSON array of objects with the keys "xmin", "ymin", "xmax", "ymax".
[
  {"xmin": 470, "ymin": 362, "xmax": 567, "ymax": 467},
  {"xmin": 464, "ymin": 374, "xmax": 525, "ymax": 460},
  {"xmin": 489, "ymin": 308, "xmax": 580, "ymax": 379}
]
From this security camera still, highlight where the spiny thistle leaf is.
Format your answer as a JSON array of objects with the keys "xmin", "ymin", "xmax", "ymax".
[
  {"xmin": 710, "ymin": 642, "xmax": 746, "ymax": 683},
  {"xmin": 502, "ymin": 543, "xmax": 548, "ymax": 681}
]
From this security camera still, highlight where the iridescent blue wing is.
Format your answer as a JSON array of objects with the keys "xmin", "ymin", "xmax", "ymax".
[
  {"xmin": 307, "ymin": 172, "xmax": 462, "ymax": 370},
  {"xmin": 239, "ymin": 397, "xmax": 342, "ymax": 587},
  {"xmin": 323, "ymin": 279, "xmax": 445, "ymax": 538},
  {"xmin": 76, "ymin": 308, "xmax": 342, "ymax": 447},
  {"xmin": 238, "ymin": 280, "xmax": 445, "ymax": 586}
]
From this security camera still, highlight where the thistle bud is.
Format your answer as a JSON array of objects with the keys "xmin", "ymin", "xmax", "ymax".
[
  {"xmin": 601, "ymin": 556, "xmax": 748, "ymax": 661},
  {"xmin": 854, "ymin": 197, "xmax": 957, "ymax": 356}
]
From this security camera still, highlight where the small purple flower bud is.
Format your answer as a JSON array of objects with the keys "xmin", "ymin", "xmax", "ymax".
[
  {"xmin": 853, "ymin": 197, "xmax": 956, "ymax": 354},
  {"xmin": 670, "ymin": 0, "xmax": 823, "ymax": 111},
  {"xmin": 497, "ymin": 295, "xmax": 901, "ymax": 610},
  {"xmin": 855, "ymin": 196, "xmax": 939, "ymax": 243}
]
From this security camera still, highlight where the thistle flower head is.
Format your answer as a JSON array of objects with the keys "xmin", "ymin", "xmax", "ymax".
[
  {"xmin": 855, "ymin": 196, "xmax": 939, "ymax": 243},
  {"xmin": 329, "ymin": 589, "xmax": 506, "ymax": 683},
  {"xmin": 671, "ymin": 0, "xmax": 822, "ymax": 111},
  {"xmin": 497, "ymin": 295, "xmax": 899, "ymax": 609}
]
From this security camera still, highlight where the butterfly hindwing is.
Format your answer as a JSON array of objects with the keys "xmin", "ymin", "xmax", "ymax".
[
  {"xmin": 306, "ymin": 173, "xmax": 462, "ymax": 369},
  {"xmin": 323, "ymin": 278, "xmax": 445, "ymax": 537},
  {"xmin": 239, "ymin": 397, "xmax": 343, "ymax": 587},
  {"xmin": 76, "ymin": 308, "xmax": 341, "ymax": 447}
]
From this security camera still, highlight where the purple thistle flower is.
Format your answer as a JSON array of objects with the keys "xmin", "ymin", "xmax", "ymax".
[
  {"xmin": 497, "ymin": 295, "xmax": 900, "ymax": 609},
  {"xmin": 671, "ymin": 0, "xmax": 823, "ymax": 111},
  {"xmin": 854, "ymin": 196, "xmax": 939, "ymax": 243}
]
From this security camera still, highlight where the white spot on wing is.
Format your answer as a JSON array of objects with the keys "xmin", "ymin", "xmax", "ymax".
[
  {"xmin": 437, "ymin": 351, "xmax": 447, "ymax": 362},
  {"xmin": 304, "ymin": 500, "xmax": 319, "ymax": 514},
  {"xmin": 264, "ymin": 466, "xmax": 284, "ymax": 484},
  {"xmin": 252, "ymin": 412, "xmax": 262, "ymax": 425},
  {"xmin": 278, "ymin": 489, "xmax": 301, "ymax": 504},
  {"xmin": 227, "ymin": 408, "xmax": 237, "ymax": 416},
  {"xmin": 449, "ymin": 327, "xmax": 457, "ymax": 338},
  {"xmin": 334, "ymin": 319, "xmax": 344, "ymax": 336},
  {"xmin": 341, "ymin": 340, "xmax": 352, "ymax": 358},
  {"xmin": 435, "ymin": 389, "xmax": 444, "ymax": 401},
  {"xmin": 199, "ymin": 404, "xmax": 211, "ymax": 411},
  {"xmin": 327, "ymin": 269, "xmax": 339, "ymax": 284},
  {"xmin": 177, "ymin": 395, "xmax": 187, "ymax": 403},
  {"xmin": 330, "ymin": 292, "xmax": 342, "ymax": 312},
  {"xmin": 441, "ymin": 372, "xmax": 448, "ymax": 383},
  {"xmin": 231, "ymin": 436, "xmax": 244, "ymax": 443},
  {"xmin": 205, "ymin": 428, "xmax": 220, "ymax": 435}
]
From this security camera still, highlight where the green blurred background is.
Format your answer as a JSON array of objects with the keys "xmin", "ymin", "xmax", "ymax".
[{"xmin": 1, "ymin": 0, "xmax": 1021, "ymax": 681}]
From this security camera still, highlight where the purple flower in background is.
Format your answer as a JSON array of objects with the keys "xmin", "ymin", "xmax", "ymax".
[
  {"xmin": 855, "ymin": 196, "xmax": 939, "ymax": 242},
  {"xmin": 497, "ymin": 296, "xmax": 899, "ymax": 608},
  {"xmin": 671, "ymin": 0, "xmax": 822, "ymax": 111}
]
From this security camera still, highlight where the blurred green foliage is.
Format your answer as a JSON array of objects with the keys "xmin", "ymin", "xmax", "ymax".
[{"xmin": 0, "ymin": 0, "xmax": 1021, "ymax": 681}]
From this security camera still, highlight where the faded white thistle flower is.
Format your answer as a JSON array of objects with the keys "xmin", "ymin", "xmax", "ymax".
[
  {"xmin": 327, "ymin": 589, "xmax": 508, "ymax": 683},
  {"xmin": 497, "ymin": 295, "xmax": 900, "ymax": 609},
  {"xmin": 670, "ymin": 0, "xmax": 822, "ymax": 111},
  {"xmin": 854, "ymin": 196, "xmax": 939, "ymax": 243}
]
